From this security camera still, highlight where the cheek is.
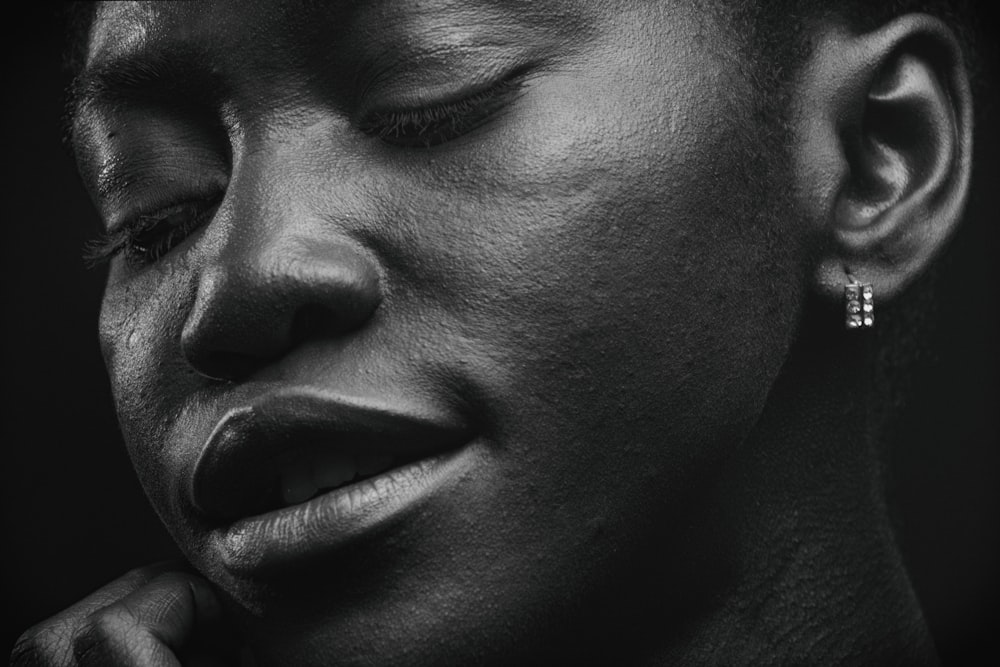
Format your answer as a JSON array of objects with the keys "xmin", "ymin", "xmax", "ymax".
[
  {"xmin": 367, "ymin": 34, "xmax": 803, "ymax": 481},
  {"xmin": 99, "ymin": 263, "xmax": 199, "ymax": 494}
]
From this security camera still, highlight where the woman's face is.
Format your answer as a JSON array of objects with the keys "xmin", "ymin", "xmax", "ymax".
[{"xmin": 77, "ymin": 0, "xmax": 806, "ymax": 662}]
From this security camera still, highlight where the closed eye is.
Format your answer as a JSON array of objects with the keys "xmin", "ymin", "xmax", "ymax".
[
  {"xmin": 357, "ymin": 70, "xmax": 529, "ymax": 148},
  {"xmin": 84, "ymin": 196, "xmax": 221, "ymax": 269}
]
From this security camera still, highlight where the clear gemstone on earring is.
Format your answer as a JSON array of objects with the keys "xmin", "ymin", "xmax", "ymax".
[{"xmin": 845, "ymin": 280, "xmax": 874, "ymax": 330}]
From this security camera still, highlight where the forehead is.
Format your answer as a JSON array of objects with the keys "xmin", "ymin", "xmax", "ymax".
[
  {"xmin": 78, "ymin": 0, "xmax": 623, "ymax": 136},
  {"xmin": 74, "ymin": 0, "xmax": 747, "ymax": 190},
  {"xmin": 87, "ymin": 0, "xmax": 604, "ymax": 68}
]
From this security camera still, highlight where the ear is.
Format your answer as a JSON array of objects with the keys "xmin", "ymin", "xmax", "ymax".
[{"xmin": 789, "ymin": 14, "xmax": 972, "ymax": 300}]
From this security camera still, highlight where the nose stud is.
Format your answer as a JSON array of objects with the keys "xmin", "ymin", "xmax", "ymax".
[{"xmin": 845, "ymin": 276, "xmax": 874, "ymax": 329}]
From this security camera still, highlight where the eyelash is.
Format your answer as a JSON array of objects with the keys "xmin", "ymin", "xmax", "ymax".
[
  {"xmin": 358, "ymin": 75, "xmax": 526, "ymax": 147},
  {"xmin": 84, "ymin": 197, "xmax": 220, "ymax": 269}
]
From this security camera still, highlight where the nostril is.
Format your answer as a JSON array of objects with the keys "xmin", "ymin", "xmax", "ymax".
[
  {"xmin": 289, "ymin": 304, "xmax": 358, "ymax": 348},
  {"xmin": 189, "ymin": 350, "xmax": 267, "ymax": 383},
  {"xmin": 215, "ymin": 351, "xmax": 264, "ymax": 381},
  {"xmin": 187, "ymin": 304, "xmax": 373, "ymax": 381}
]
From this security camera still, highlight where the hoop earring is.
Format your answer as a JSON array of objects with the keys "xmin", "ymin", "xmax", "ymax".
[{"xmin": 845, "ymin": 275, "xmax": 874, "ymax": 329}]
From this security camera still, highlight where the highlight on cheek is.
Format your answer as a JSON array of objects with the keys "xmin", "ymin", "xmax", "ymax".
[{"xmin": 83, "ymin": 196, "xmax": 221, "ymax": 269}]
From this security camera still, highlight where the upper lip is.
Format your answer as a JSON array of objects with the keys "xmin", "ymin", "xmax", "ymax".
[{"xmin": 189, "ymin": 388, "xmax": 472, "ymax": 523}]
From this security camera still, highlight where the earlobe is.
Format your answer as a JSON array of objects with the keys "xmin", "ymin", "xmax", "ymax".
[{"xmin": 794, "ymin": 15, "xmax": 972, "ymax": 300}]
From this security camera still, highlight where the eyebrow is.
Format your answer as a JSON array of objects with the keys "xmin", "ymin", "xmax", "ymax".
[{"xmin": 67, "ymin": 44, "xmax": 223, "ymax": 146}]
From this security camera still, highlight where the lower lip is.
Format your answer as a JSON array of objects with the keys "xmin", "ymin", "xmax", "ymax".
[{"xmin": 210, "ymin": 448, "xmax": 471, "ymax": 576}]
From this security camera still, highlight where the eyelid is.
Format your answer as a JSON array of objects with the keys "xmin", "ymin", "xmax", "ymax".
[
  {"xmin": 97, "ymin": 168, "xmax": 227, "ymax": 229},
  {"xmin": 84, "ymin": 195, "xmax": 221, "ymax": 269},
  {"xmin": 356, "ymin": 65, "xmax": 533, "ymax": 146},
  {"xmin": 358, "ymin": 63, "xmax": 527, "ymax": 115}
]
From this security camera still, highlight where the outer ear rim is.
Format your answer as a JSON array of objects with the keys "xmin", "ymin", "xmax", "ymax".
[{"xmin": 798, "ymin": 14, "xmax": 973, "ymax": 302}]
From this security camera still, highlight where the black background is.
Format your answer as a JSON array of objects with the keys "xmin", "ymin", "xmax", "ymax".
[{"xmin": 2, "ymin": 4, "xmax": 997, "ymax": 663}]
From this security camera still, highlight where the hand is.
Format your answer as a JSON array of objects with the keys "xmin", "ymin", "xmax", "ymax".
[{"xmin": 10, "ymin": 562, "xmax": 247, "ymax": 666}]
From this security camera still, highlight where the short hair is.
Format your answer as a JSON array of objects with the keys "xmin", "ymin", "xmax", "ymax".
[{"xmin": 720, "ymin": 0, "xmax": 985, "ymax": 92}]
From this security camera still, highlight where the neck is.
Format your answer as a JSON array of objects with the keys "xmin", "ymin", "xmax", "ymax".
[{"xmin": 647, "ymin": 320, "xmax": 936, "ymax": 665}]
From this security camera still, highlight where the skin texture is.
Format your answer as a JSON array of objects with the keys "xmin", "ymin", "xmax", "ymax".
[{"xmin": 12, "ymin": 1, "xmax": 972, "ymax": 665}]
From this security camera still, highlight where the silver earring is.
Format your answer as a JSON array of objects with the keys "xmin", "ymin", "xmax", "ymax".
[{"xmin": 845, "ymin": 276, "xmax": 874, "ymax": 329}]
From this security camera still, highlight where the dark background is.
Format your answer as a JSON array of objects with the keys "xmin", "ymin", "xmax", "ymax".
[{"xmin": 3, "ymin": 4, "xmax": 997, "ymax": 663}]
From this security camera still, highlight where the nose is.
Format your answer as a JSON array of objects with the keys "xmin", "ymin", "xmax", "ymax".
[{"xmin": 180, "ymin": 235, "xmax": 382, "ymax": 381}]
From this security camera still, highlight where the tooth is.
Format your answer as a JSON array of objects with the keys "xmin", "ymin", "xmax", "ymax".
[
  {"xmin": 312, "ymin": 452, "xmax": 357, "ymax": 490},
  {"xmin": 280, "ymin": 461, "xmax": 318, "ymax": 505},
  {"xmin": 357, "ymin": 452, "xmax": 395, "ymax": 477}
]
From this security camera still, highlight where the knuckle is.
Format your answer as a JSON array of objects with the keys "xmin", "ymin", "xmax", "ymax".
[
  {"xmin": 9, "ymin": 635, "xmax": 46, "ymax": 667},
  {"xmin": 72, "ymin": 605, "xmax": 140, "ymax": 664},
  {"xmin": 10, "ymin": 624, "xmax": 72, "ymax": 666},
  {"xmin": 8, "ymin": 642, "xmax": 43, "ymax": 667}
]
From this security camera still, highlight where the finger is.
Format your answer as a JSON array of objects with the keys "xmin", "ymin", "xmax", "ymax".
[
  {"xmin": 10, "ymin": 561, "xmax": 183, "ymax": 667},
  {"xmin": 72, "ymin": 571, "xmax": 227, "ymax": 667}
]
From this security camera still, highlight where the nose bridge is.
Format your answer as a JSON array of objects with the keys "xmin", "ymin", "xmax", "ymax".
[
  {"xmin": 179, "ymin": 131, "xmax": 382, "ymax": 381},
  {"xmin": 226, "ymin": 123, "xmax": 330, "ymax": 248}
]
